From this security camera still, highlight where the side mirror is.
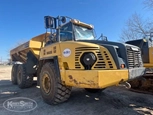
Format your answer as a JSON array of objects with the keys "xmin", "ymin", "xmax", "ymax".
[
  {"xmin": 44, "ymin": 16, "xmax": 56, "ymax": 29},
  {"xmin": 61, "ymin": 16, "xmax": 66, "ymax": 23},
  {"xmin": 98, "ymin": 34, "xmax": 108, "ymax": 41},
  {"xmin": 102, "ymin": 36, "xmax": 108, "ymax": 41}
]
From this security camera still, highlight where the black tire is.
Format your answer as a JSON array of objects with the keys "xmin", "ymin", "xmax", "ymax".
[
  {"xmin": 85, "ymin": 88, "xmax": 105, "ymax": 93},
  {"xmin": 40, "ymin": 62, "xmax": 72, "ymax": 105},
  {"xmin": 11, "ymin": 64, "xmax": 19, "ymax": 85},
  {"xmin": 129, "ymin": 79, "xmax": 141, "ymax": 89},
  {"xmin": 17, "ymin": 64, "xmax": 33, "ymax": 88}
]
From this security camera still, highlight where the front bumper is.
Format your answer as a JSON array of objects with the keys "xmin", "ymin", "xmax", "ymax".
[
  {"xmin": 64, "ymin": 67, "xmax": 145, "ymax": 88},
  {"xmin": 128, "ymin": 67, "xmax": 145, "ymax": 79}
]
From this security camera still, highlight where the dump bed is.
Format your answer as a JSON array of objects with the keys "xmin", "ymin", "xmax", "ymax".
[{"xmin": 10, "ymin": 33, "xmax": 50, "ymax": 62}]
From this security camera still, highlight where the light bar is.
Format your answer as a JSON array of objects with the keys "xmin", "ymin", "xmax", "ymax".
[{"xmin": 70, "ymin": 19, "xmax": 94, "ymax": 29}]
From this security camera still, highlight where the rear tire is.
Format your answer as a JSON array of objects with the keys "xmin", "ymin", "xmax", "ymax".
[
  {"xmin": 11, "ymin": 64, "xmax": 19, "ymax": 85},
  {"xmin": 85, "ymin": 88, "xmax": 105, "ymax": 93},
  {"xmin": 40, "ymin": 62, "xmax": 72, "ymax": 105},
  {"xmin": 17, "ymin": 64, "xmax": 33, "ymax": 88}
]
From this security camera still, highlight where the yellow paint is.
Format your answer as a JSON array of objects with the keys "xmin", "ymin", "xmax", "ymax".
[
  {"xmin": 39, "ymin": 41, "xmax": 104, "ymax": 69},
  {"xmin": 149, "ymin": 47, "xmax": 153, "ymax": 64},
  {"xmin": 98, "ymin": 70, "xmax": 128, "ymax": 88},
  {"xmin": 31, "ymin": 32, "xmax": 50, "ymax": 42},
  {"xmin": 10, "ymin": 32, "xmax": 130, "ymax": 89},
  {"xmin": 39, "ymin": 43, "xmax": 61, "ymax": 59},
  {"xmin": 97, "ymin": 46, "xmax": 117, "ymax": 69},
  {"xmin": 29, "ymin": 40, "xmax": 42, "ymax": 49},
  {"xmin": 143, "ymin": 47, "xmax": 153, "ymax": 68},
  {"xmin": 144, "ymin": 63, "xmax": 153, "ymax": 68},
  {"xmin": 10, "ymin": 33, "xmax": 50, "ymax": 61},
  {"xmin": 64, "ymin": 69, "xmax": 128, "ymax": 88}
]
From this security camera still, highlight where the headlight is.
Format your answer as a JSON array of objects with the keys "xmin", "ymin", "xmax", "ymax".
[{"xmin": 80, "ymin": 52, "xmax": 97, "ymax": 70}]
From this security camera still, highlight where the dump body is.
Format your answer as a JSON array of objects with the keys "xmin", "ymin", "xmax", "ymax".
[{"xmin": 10, "ymin": 33, "xmax": 50, "ymax": 63}]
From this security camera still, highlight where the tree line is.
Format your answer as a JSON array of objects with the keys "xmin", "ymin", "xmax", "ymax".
[{"xmin": 120, "ymin": 0, "xmax": 153, "ymax": 42}]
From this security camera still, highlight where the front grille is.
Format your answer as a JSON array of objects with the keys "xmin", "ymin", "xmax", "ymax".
[
  {"xmin": 75, "ymin": 47, "xmax": 98, "ymax": 69},
  {"xmin": 94, "ymin": 51, "xmax": 106, "ymax": 69},
  {"xmin": 75, "ymin": 47, "xmax": 114, "ymax": 69},
  {"xmin": 126, "ymin": 46, "xmax": 142, "ymax": 68},
  {"xmin": 94, "ymin": 51, "xmax": 114, "ymax": 69}
]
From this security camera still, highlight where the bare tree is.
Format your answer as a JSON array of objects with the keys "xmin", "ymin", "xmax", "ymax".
[
  {"xmin": 144, "ymin": 0, "xmax": 153, "ymax": 10},
  {"xmin": 120, "ymin": 13, "xmax": 153, "ymax": 42}
]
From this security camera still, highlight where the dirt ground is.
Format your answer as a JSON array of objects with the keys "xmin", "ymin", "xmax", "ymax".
[{"xmin": 0, "ymin": 65, "xmax": 153, "ymax": 115}]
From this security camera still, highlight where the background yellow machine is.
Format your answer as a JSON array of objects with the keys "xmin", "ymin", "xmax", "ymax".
[
  {"xmin": 126, "ymin": 39, "xmax": 153, "ymax": 91},
  {"xmin": 10, "ymin": 15, "xmax": 145, "ymax": 105}
]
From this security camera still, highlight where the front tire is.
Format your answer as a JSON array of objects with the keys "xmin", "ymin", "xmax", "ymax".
[
  {"xmin": 17, "ymin": 64, "xmax": 33, "ymax": 88},
  {"xmin": 129, "ymin": 79, "xmax": 141, "ymax": 89},
  {"xmin": 40, "ymin": 62, "xmax": 72, "ymax": 105}
]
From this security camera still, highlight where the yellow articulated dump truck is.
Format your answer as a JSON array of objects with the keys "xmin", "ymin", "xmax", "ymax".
[
  {"xmin": 126, "ymin": 38, "xmax": 153, "ymax": 92},
  {"xmin": 10, "ymin": 15, "xmax": 145, "ymax": 105}
]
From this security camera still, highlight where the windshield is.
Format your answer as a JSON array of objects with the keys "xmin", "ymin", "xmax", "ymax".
[{"xmin": 74, "ymin": 25, "xmax": 95, "ymax": 40}]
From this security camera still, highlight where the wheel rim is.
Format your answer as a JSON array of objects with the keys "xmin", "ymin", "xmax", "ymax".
[{"xmin": 42, "ymin": 73, "xmax": 51, "ymax": 94}]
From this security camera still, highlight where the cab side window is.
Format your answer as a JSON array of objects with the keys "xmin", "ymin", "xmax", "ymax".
[{"xmin": 60, "ymin": 23, "xmax": 73, "ymax": 41}]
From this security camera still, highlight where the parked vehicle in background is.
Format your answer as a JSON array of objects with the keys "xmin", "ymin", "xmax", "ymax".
[{"xmin": 126, "ymin": 38, "xmax": 153, "ymax": 93}]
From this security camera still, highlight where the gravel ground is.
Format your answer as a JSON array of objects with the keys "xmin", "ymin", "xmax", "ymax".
[{"xmin": 0, "ymin": 65, "xmax": 153, "ymax": 115}]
